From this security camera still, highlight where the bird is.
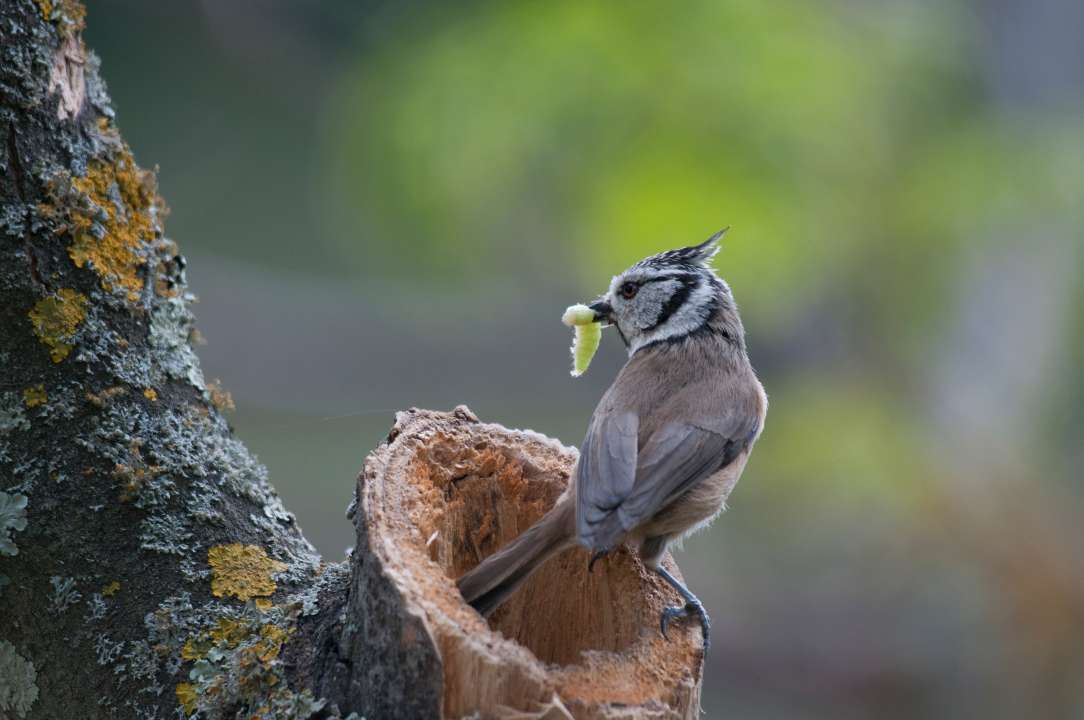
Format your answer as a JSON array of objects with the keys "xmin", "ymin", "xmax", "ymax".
[{"xmin": 457, "ymin": 229, "xmax": 767, "ymax": 649}]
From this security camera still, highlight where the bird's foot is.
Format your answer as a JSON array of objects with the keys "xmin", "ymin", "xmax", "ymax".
[
  {"xmin": 588, "ymin": 549, "xmax": 609, "ymax": 573},
  {"xmin": 653, "ymin": 565, "xmax": 711, "ymax": 651},
  {"xmin": 659, "ymin": 599, "xmax": 711, "ymax": 651}
]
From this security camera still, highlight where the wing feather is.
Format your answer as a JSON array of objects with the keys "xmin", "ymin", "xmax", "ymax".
[
  {"xmin": 575, "ymin": 412, "xmax": 638, "ymax": 538},
  {"xmin": 577, "ymin": 418, "xmax": 755, "ymax": 552}
]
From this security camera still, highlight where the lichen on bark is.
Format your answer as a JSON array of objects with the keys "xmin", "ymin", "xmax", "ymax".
[
  {"xmin": 0, "ymin": 491, "xmax": 29, "ymax": 556},
  {"xmin": 27, "ymin": 287, "xmax": 87, "ymax": 361},
  {"xmin": 0, "ymin": 639, "xmax": 39, "ymax": 719},
  {"xmin": 0, "ymin": 2, "xmax": 342, "ymax": 717},
  {"xmin": 208, "ymin": 544, "xmax": 289, "ymax": 601},
  {"xmin": 42, "ymin": 146, "xmax": 160, "ymax": 302}
]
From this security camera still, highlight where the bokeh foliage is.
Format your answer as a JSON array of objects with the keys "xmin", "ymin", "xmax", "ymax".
[{"xmin": 86, "ymin": 0, "xmax": 1084, "ymax": 716}]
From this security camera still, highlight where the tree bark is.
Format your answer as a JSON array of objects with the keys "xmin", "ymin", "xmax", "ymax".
[{"xmin": 0, "ymin": 3, "xmax": 703, "ymax": 719}]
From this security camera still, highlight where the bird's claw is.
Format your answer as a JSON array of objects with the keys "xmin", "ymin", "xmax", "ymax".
[
  {"xmin": 659, "ymin": 601, "xmax": 711, "ymax": 651},
  {"xmin": 588, "ymin": 549, "xmax": 609, "ymax": 573}
]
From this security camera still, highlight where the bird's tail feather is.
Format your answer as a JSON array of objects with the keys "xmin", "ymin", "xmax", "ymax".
[{"xmin": 457, "ymin": 501, "xmax": 575, "ymax": 616}]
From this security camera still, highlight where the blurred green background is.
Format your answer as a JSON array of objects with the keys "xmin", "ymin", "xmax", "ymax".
[{"xmin": 86, "ymin": 1, "xmax": 1083, "ymax": 717}]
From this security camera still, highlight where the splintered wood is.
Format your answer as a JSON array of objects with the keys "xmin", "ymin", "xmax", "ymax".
[{"xmin": 353, "ymin": 407, "xmax": 704, "ymax": 719}]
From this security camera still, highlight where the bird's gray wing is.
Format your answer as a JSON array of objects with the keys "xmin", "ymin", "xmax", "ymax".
[
  {"xmin": 575, "ymin": 411, "xmax": 639, "ymax": 546},
  {"xmin": 578, "ymin": 422, "xmax": 750, "ymax": 552}
]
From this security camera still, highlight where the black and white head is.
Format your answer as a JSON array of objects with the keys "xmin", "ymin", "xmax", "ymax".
[{"xmin": 588, "ymin": 229, "xmax": 741, "ymax": 354}]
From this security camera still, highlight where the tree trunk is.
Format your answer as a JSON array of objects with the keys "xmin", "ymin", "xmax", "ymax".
[{"xmin": 0, "ymin": 3, "xmax": 703, "ymax": 719}]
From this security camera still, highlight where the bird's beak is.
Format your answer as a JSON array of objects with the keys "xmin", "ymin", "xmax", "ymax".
[{"xmin": 588, "ymin": 299, "xmax": 613, "ymax": 324}]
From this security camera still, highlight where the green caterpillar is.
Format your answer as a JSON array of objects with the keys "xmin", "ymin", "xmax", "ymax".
[{"xmin": 562, "ymin": 304, "xmax": 603, "ymax": 377}]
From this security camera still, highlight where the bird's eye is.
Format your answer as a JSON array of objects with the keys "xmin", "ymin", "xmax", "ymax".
[{"xmin": 619, "ymin": 281, "xmax": 639, "ymax": 299}]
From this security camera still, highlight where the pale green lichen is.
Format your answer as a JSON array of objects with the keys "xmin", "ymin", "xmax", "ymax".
[
  {"xmin": 85, "ymin": 593, "xmax": 107, "ymax": 622},
  {"xmin": 139, "ymin": 513, "xmax": 192, "ymax": 556},
  {"xmin": 29, "ymin": 382, "xmax": 79, "ymax": 424},
  {"xmin": 148, "ymin": 296, "xmax": 206, "ymax": 389},
  {"xmin": 141, "ymin": 590, "xmax": 332, "ymax": 720},
  {"xmin": 94, "ymin": 636, "xmax": 124, "ymax": 666},
  {"xmin": 0, "ymin": 393, "xmax": 31, "ymax": 435},
  {"xmin": 0, "ymin": 640, "xmax": 39, "ymax": 719},
  {"xmin": 71, "ymin": 397, "xmax": 314, "ymax": 571},
  {"xmin": 48, "ymin": 575, "xmax": 81, "ymax": 614},
  {"xmin": 0, "ymin": 492, "xmax": 29, "ymax": 556},
  {"xmin": 125, "ymin": 566, "xmax": 344, "ymax": 718},
  {"xmin": 173, "ymin": 605, "xmax": 325, "ymax": 720}
]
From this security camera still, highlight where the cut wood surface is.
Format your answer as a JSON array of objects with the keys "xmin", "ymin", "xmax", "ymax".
[{"xmin": 352, "ymin": 406, "xmax": 705, "ymax": 719}]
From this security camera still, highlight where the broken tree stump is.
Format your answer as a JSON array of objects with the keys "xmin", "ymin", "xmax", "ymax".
[{"xmin": 344, "ymin": 407, "xmax": 704, "ymax": 719}]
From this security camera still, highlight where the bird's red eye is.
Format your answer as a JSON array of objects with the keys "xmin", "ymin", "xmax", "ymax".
[{"xmin": 619, "ymin": 281, "xmax": 639, "ymax": 299}]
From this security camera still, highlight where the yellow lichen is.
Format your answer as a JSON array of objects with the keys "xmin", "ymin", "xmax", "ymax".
[
  {"xmin": 182, "ymin": 617, "xmax": 255, "ymax": 663},
  {"xmin": 143, "ymin": 388, "xmax": 158, "ymax": 402},
  {"xmin": 23, "ymin": 385, "xmax": 47, "ymax": 408},
  {"xmin": 208, "ymin": 544, "xmax": 287, "ymax": 601},
  {"xmin": 253, "ymin": 598, "xmax": 272, "ymax": 612},
  {"xmin": 101, "ymin": 581, "xmax": 121, "ymax": 597},
  {"xmin": 38, "ymin": 0, "xmax": 86, "ymax": 39},
  {"xmin": 175, "ymin": 683, "xmax": 198, "ymax": 715},
  {"xmin": 55, "ymin": 148, "xmax": 159, "ymax": 302},
  {"xmin": 180, "ymin": 641, "xmax": 198, "ymax": 661},
  {"xmin": 28, "ymin": 288, "xmax": 88, "ymax": 362},
  {"xmin": 210, "ymin": 618, "xmax": 250, "ymax": 647},
  {"xmin": 179, "ymin": 615, "xmax": 289, "ymax": 669},
  {"xmin": 175, "ymin": 610, "xmax": 299, "ymax": 718},
  {"xmin": 254, "ymin": 624, "xmax": 289, "ymax": 664}
]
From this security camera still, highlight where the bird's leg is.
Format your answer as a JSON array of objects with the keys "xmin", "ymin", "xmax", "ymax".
[{"xmin": 654, "ymin": 566, "xmax": 711, "ymax": 651}]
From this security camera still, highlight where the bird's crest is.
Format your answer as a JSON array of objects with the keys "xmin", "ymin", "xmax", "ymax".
[{"xmin": 632, "ymin": 227, "xmax": 728, "ymax": 272}]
